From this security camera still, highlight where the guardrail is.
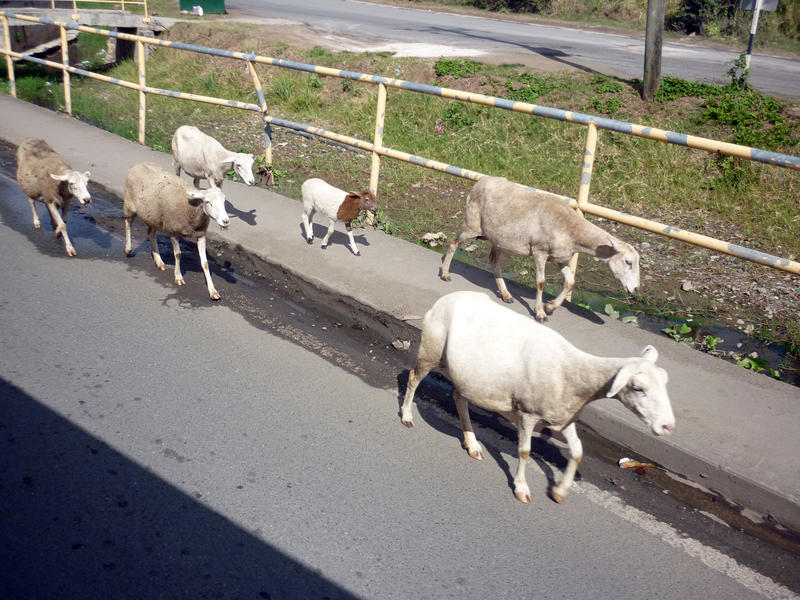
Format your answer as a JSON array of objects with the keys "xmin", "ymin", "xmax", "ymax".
[
  {"xmin": 1, "ymin": 10, "xmax": 799, "ymax": 277},
  {"xmin": 35, "ymin": 0, "xmax": 149, "ymax": 22}
]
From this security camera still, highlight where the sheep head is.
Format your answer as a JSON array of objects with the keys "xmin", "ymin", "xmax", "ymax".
[
  {"xmin": 51, "ymin": 170, "xmax": 91, "ymax": 205},
  {"xmin": 607, "ymin": 345, "xmax": 675, "ymax": 436},
  {"xmin": 598, "ymin": 237, "xmax": 640, "ymax": 294}
]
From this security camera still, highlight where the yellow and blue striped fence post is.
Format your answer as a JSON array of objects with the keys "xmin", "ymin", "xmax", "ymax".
[
  {"xmin": 60, "ymin": 24, "xmax": 71, "ymax": 115},
  {"xmin": 567, "ymin": 120, "xmax": 598, "ymax": 300},
  {"xmin": 366, "ymin": 82, "xmax": 387, "ymax": 225},
  {"xmin": 136, "ymin": 39, "xmax": 145, "ymax": 144},
  {"xmin": 1, "ymin": 15, "xmax": 14, "ymax": 98},
  {"xmin": 246, "ymin": 60, "xmax": 273, "ymax": 185}
]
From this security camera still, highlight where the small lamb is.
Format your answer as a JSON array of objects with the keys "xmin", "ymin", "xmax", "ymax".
[
  {"xmin": 401, "ymin": 291, "xmax": 674, "ymax": 504},
  {"xmin": 440, "ymin": 176, "xmax": 640, "ymax": 322},
  {"xmin": 123, "ymin": 162, "xmax": 230, "ymax": 300},
  {"xmin": 301, "ymin": 177, "xmax": 378, "ymax": 256},
  {"xmin": 171, "ymin": 125, "xmax": 255, "ymax": 188},
  {"xmin": 16, "ymin": 138, "xmax": 91, "ymax": 256}
]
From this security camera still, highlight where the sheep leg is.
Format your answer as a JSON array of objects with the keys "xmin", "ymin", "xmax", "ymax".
[
  {"xmin": 192, "ymin": 177, "xmax": 202, "ymax": 189},
  {"xmin": 532, "ymin": 253, "xmax": 548, "ymax": 322},
  {"xmin": 512, "ymin": 413, "xmax": 537, "ymax": 503},
  {"xmin": 454, "ymin": 390, "xmax": 484, "ymax": 460},
  {"xmin": 301, "ymin": 208, "xmax": 315, "ymax": 243},
  {"xmin": 440, "ymin": 230, "xmax": 477, "ymax": 281},
  {"xmin": 490, "ymin": 245, "xmax": 513, "ymax": 304},
  {"xmin": 148, "ymin": 227, "xmax": 166, "ymax": 270},
  {"xmin": 551, "ymin": 423, "xmax": 583, "ymax": 503},
  {"xmin": 28, "ymin": 198, "xmax": 41, "ymax": 229},
  {"xmin": 171, "ymin": 236, "xmax": 185, "ymax": 286},
  {"xmin": 45, "ymin": 202, "xmax": 76, "ymax": 256},
  {"xmin": 197, "ymin": 235, "xmax": 220, "ymax": 301},
  {"xmin": 400, "ymin": 361, "xmax": 434, "ymax": 427},
  {"xmin": 345, "ymin": 222, "xmax": 360, "ymax": 256},
  {"xmin": 545, "ymin": 265, "xmax": 575, "ymax": 314},
  {"xmin": 320, "ymin": 219, "xmax": 336, "ymax": 250},
  {"xmin": 124, "ymin": 216, "xmax": 134, "ymax": 256}
]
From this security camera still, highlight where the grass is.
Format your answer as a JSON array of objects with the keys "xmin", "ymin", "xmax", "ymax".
[{"xmin": 1, "ymin": 21, "xmax": 799, "ymax": 353}]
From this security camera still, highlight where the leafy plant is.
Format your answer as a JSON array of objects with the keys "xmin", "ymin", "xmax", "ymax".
[
  {"xmin": 442, "ymin": 102, "xmax": 475, "ymax": 129},
  {"xmin": 702, "ymin": 335, "xmax": 724, "ymax": 352},
  {"xmin": 604, "ymin": 303, "xmax": 620, "ymax": 320},
  {"xmin": 662, "ymin": 322, "xmax": 692, "ymax": 342},
  {"xmin": 592, "ymin": 75, "xmax": 622, "ymax": 94},
  {"xmin": 433, "ymin": 58, "xmax": 480, "ymax": 78},
  {"xmin": 737, "ymin": 353, "xmax": 769, "ymax": 372}
]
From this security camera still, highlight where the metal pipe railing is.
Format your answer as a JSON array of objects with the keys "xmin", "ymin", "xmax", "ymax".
[{"xmin": 1, "ymin": 9, "xmax": 798, "ymax": 277}]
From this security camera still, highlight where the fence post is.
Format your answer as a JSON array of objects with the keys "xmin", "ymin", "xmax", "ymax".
[
  {"xmin": 567, "ymin": 121, "xmax": 598, "ymax": 301},
  {"xmin": 71, "ymin": 0, "xmax": 78, "ymax": 21},
  {"xmin": 246, "ymin": 60, "xmax": 273, "ymax": 185},
  {"xmin": 142, "ymin": 0, "xmax": 150, "ymax": 23},
  {"xmin": 60, "ymin": 24, "xmax": 71, "ymax": 115},
  {"xmin": 137, "ymin": 39, "xmax": 145, "ymax": 144},
  {"xmin": 1, "ymin": 15, "xmax": 15, "ymax": 98},
  {"xmin": 366, "ymin": 82, "xmax": 387, "ymax": 225}
]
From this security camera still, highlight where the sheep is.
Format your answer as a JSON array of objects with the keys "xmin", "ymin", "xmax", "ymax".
[
  {"xmin": 171, "ymin": 125, "xmax": 255, "ymax": 189},
  {"xmin": 440, "ymin": 176, "xmax": 640, "ymax": 322},
  {"xmin": 401, "ymin": 291, "xmax": 674, "ymax": 504},
  {"xmin": 301, "ymin": 177, "xmax": 378, "ymax": 256},
  {"xmin": 123, "ymin": 162, "xmax": 230, "ymax": 300},
  {"xmin": 15, "ymin": 138, "xmax": 91, "ymax": 257}
]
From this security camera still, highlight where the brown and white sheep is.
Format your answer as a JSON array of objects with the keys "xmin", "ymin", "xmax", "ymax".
[
  {"xmin": 401, "ymin": 291, "xmax": 675, "ymax": 504},
  {"xmin": 301, "ymin": 178, "xmax": 378, "ymax": 256},
  {"xmin": 15, "ymin": 138, "xmax": 91, "ymax": 257},
  {"xmin": 123, "ymin": 162, "xmax": 230, "ymax": 300},
  {"xmin": 440, "ymin": 176, "xmax": 640, "ymax": 322}
]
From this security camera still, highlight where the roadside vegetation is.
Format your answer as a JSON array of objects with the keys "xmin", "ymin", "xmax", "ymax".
[
  {"xmin": 394, "ymin": 0, "xmax": 800, "ymax": 54},
  {"xmin": 0, "ymin": 20, "xmax": 798, "ymax": 381}
]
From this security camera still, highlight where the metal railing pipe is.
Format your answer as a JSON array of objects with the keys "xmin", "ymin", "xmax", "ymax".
[{"xmin": 1, "ymin": 15, "xmax": 14, "ymax": 98}]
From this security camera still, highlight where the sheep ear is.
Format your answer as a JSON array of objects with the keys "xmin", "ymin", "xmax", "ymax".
[
  {"xmin": 607, "ymin": 364, "xmax": 632, "ymax": 397},
  {"xmin": 186, "ymin": 189, "xmax": 205, "ymax": 204},
  {"xmin": 596, "ymin": 237, "xmax": 619, "ymax": 259},
  {"xmin": 82, "ymin": 171, "xmax": 91, "ymax": 180},
  {"xmin": 220, "ymin": 155, "xmax": 238, "ymax": 165},
  {"xmin": 641, "ymin": 345, "xmax": 658, "ymax": 363},
  {"xmin": 50, "ymin": 173, "xmax": 69, "ymax": 181}
]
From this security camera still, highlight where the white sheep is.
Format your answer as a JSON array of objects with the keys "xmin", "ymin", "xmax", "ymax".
[
  {"xmin": 16, "ymin": 138, "xmax": 91, "ymax": 256},
  {"xmin": 301, "ymin": 177, "xmax": 378, "ymax": 256},
  {"xmin": 123, "ymin": 162, "xmax": 230, "ymax": 300},
  {"xmin": 440, "ymin": 176, "xmax": 640, "ymax": 322},
  {"xmin": 171, "ymin": 125, "xmax": 255, "ymax": 188},
  {"xmin": 401, "ymin": 291, "xmax": 674, "ymax": 504}
]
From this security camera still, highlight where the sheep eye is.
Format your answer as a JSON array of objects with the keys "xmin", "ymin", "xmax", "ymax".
[{"xmin": 630, "ymin": 385, "xmax": 643, "ymax": 393}]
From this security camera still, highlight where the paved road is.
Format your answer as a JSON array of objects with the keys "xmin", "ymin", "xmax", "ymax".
[
  {"xmin": 226, "ymin": 0, "xmax": 800, "ymax": 99},
  {"xmin": 1, "ymin": 164, "xmax": 798, "ymax": 597}
]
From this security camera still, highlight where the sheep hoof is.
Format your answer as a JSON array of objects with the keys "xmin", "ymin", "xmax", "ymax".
[
  {"xmin": 550, "ymin": 489, "xmax": 566, "ymax": 504},
  {"xmin": 401, "ymin": 418, "xmax": 415, "ymax": 428},
  {"xmin": 175, "ymin": 278, "xmax": 185, "ymax": 286},
  {"xmin": 321, "ymin": 244, "xmax": 328, "ymax": 250},
  {"xmin": 209, "ymin": 291, "xmax": 221, "ymax": 301},
  {"xmin": 439, "ymin": 272, "xmax": 451, "ymax": 282},
  {"xmin": 354, "ymin": 250, "xmax": 361, "ymax": 256},
  {"xmin": 535, "ymin": 311, "xmax": 548, "ymax": 323},
  {"xmin": 515, "ymin": 490, "xmax": 532, "ymax": 503},
  {"xmin": 66, "ymin": 246, "xmax": 77, "ymax": 257},
  {"xmin": 463, "ymin": 441, "xmax": 484, "ymax": 460},
  {"xmin": 33, "ymin": 223, "xmax": 41, "ymax": 229},
  {"xmin": 306, "ymin": 238, "xmax": 313, "ymax": 245},
  {"xmin": 502, "ymin": 296, "xmax": 514, "ymax": 304}
]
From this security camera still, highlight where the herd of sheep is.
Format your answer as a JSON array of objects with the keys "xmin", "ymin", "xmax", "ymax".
[{"xmin": 14, "ymin": 126, "xmax": 675, "ymax": 504}]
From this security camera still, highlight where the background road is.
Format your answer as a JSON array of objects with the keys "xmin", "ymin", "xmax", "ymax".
[
  {"xmin": 226, "ymin": 0, "xmax": 800, "ymax": 99},
  {"xmin": 1, "ymin": 161, "xmax": 798, "ymax": 597}
]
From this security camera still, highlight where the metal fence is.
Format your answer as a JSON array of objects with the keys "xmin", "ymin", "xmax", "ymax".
[{"xmin": 1, "ymin": 9, "xmax": 799, "ymax": 276}]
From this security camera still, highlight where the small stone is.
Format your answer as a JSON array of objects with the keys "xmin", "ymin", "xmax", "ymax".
[
  {"xmin": 681, "ymin": 280, "xmax": 694, "ymax": 292},
  {"xmin": 736, "ymin": 319, "xmax": 745, "ymax": 326},
  {"xmin": 744, "ymin": 324, "xmax": 755, "ymax": 335},
  {"xmin": 391, "ymin": 339, "xmax": 411, "ymax": 351}
]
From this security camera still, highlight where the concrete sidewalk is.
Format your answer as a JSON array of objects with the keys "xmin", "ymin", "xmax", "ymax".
[{"xmin": 1, "ymin": 94, "xmax": 798, "ymax": 532}]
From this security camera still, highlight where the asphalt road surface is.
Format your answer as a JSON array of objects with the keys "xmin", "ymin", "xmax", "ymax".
[
  {"xmin": 1, "ymin": 165, "xmax": 798, "ymax": 598},
  {"xmin": 226, "ymin": 0, "xmax": 800, "ymax": 99}
]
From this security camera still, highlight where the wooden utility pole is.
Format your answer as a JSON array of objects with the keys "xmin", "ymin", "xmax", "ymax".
[{"xmin": 642, "ymin": 0, "xmax": 665, "ymax": 101}]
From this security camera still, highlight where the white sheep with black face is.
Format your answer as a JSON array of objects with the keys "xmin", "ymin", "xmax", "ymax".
[
  {"xmin": 401, "ymin": 291, "xmax": 674, "ymax": 504},
  {"xmin": 440, "ymin": 176, "xmax": 640, "ymax": 322},
  {"xmin": 171, "ymin": 125, "xmax": 255, "ymax": 189},
  {"xmin": 16, "ymin": 138, "xmax": 91, "ymax": 257}
]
